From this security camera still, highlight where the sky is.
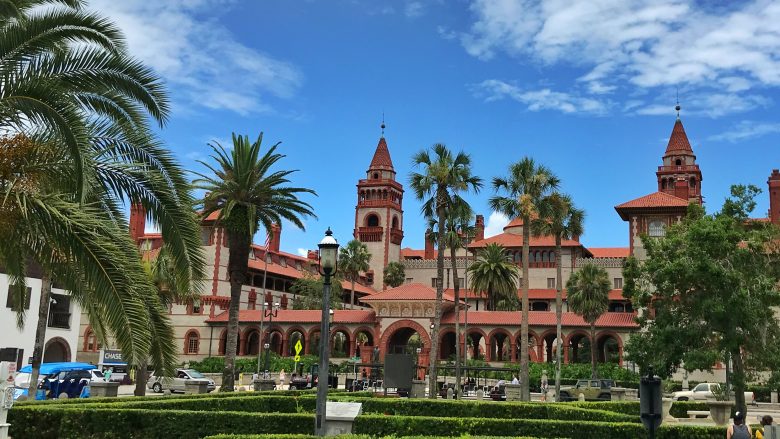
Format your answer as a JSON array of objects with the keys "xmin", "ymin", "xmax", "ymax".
[{"xmin": 86, "ymin": 0, "xmax": 780, "ymax": 256}]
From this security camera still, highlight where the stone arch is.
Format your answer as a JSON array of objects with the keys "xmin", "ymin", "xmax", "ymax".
[
  {"xmin": 286, "ymin": 326, "xmax": 307, "ymax": 356},
  {"xmin": 380, "ymin": 319, "xmax": 431, "ymax": 359},
  {"xmin": 266, "ymin": 326, "xmax": 284, "ymax": 355},
  {"xmin": 465, "ymin": 327, "xmax": 488, "ymax": 360},
  {"xmin": 566, "ymin": 331, "xmax": 592, "ymax": 364},
  {"xmin": 513, "ymin": 330, "xmax": 540, "ymax": 362},
  {"xmin": 82, "ymin": 326, "xmax": 99, "ymax": 352},
  {"xmin": 330, "ymin": 326, "xmax": 351, "ymax": 358},
  {"xmin": 488, "ymin": 328, "xmax": 513, "ymax": 362},
  {"xmin": 242, "ymin": 325, "xmax": 261, "ymax": 356},
  {"xmin": 438, "ymin": 328, "xmax": 457, "ymax": 360},
  {"xmin": 539, "ymin": 329, "xmax": 562, "ymax": 363},
  {"xmin": 44, "ymin": 337, "xmax": 71, "ymax": 362},
  {"xmin": 365, "ymin": 212, "xmax": 380, "ymax": 227},
  {"xmin": 218, "ymin": 328, "xmax": 228, "ymax": 355},
  {"xmin": 596, "ymin": 331, "xmax": 623, "ymax": 364}
]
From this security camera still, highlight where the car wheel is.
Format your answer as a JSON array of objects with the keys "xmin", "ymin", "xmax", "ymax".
[
  {"xmin": 677, "ymin": 396, "xmax": 688, "ymax": 401},
  {"xmin": 560, "ymin": 392, "xmax": 571, "ymax": 402},
  {"xmin": 152, "ymin": 383, "xmax": 162, "ymax": 393}
]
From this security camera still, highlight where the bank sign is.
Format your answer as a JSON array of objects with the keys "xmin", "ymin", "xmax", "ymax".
[{"xmin": 99, "ymin": 349, "xmax": 127, "ymax": 366}]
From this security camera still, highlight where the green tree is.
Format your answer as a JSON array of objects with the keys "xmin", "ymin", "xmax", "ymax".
[
  {"xmin": 533, "ymin": 192, "xmax": 585, "ymax": 400},
  {"xmin": 195, "ymin": 133, "xmax": 316, "ymax": 391},
  {"xmin": 290, "ymin": 272, "xmax": 343, "ymax": 310},
  {"xmin": 1, "ymin": 0, "xmax": 204, "ymax": 387},
  {"xmin": 490, "ymin": 157, "xmax": 559, "ymax": 400},
  {"xmin": 409, "ymin": 143, "xmax": 482, "ymax": 398},
  {"xmin": 429, "ymin": 199, "xmax": 475, "ymax": 398},
  {"xmin": 383, "ymin": 262, "xmax": 405, "ymax": 288},
  {"xmin": 567, "ymin": 263, "xmax": 611, "ymax": 379},
  {"xmin": 339, "ymin": 239, "xmax": 370, "ymax": 308},
  {"xmin": 468, "ymin": 243, "xmax": 519, "ymax": 311},
  {"xmin": 623, "ymin": 185, "xmax": 780, "ymax": 415}
]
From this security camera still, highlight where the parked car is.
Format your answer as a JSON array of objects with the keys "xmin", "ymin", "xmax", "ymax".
[
  {"xmin": 147, "ymin": 368, "xmax": 215, "ymax": 393},
  {"xmin": 558, "ymin": 379, "xmax": 613, "ymax": 401},
  {"xmin": 672, "ymin": 383, "xmax": 755, "ymax": 404},
  {"xmin": 13, "ymin": 362, "xmax": 102, "ymax": 400}
]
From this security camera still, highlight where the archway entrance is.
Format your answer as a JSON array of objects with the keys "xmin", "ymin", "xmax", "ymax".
[
  {"xmin": 43, "ymin": 338, "xmax": 70, "ymax": 362},
  {"xmin": 597, "ymin": 334, "xmax": 620, "ymax": 363},
  {"xmin": 387, "ymin": 327, "xmax": 422, "ymax": 354},
  {"xmin": 439, "ymin": 331, "xmax": 456, "ymax": 360},
  {"xmin": 568, "ymin": 333, "xmax": 591, "ymax": 363}
]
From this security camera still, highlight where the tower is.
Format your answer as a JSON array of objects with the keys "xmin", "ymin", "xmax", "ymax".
[
  {"xmin": 655, "ymin": 105, "xmax": 703, "ymax": 204},
  {"xmin": 354, "ymin": 123, "xmax": 404, "ymax": 288}
]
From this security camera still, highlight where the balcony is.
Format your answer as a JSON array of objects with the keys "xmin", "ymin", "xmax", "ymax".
[
  {"xmin": 357, "ymin": 226, "xmax": 383, "ymax": 242},
  {"xmin": 657, "ymin": 164, "xmax": 700, "ymax": 172},
  {"xmin": 357, "ymin": 199, "xmax": 402, "ymax": 210},
  {"xmin": 48, "ymin": 312, "xmax": 71, "ymax": 329},
  {"xmin": 390, "ymin": 228, "xmax": 404, "ymax": 245}
]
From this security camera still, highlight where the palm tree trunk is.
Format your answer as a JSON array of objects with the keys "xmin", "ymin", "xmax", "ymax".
[
  {"xmin": 520, "ymin": 215, "xmax": 530, "ymax": 401},
  {"xmin": 428, "ymin": 193, "xmax": 446, "ymax": 399},
  {"xmin": 29, "ymin": 271, "xmax": 52, "ymax": 397},
  {"xmin": 134, "ymin": 361, "xmax": 147, "ymax": 396},
  {"xmin": 223, "ymin": 228, "xmax": 251, "ymax": 392},
  {"xmin": 350, "ymin": 279, "xmax": 356, "ymax": 310},
  {"xmin": 554, "ymin": 239, "xmax": 563, "ymax": 402},
  {"xmin": 451, "ymin": 245, "xmax": 461, "ymax": 399},
  {"xmin": 590, "ymin": 322, "xmax": 598, "ymax": 379}
]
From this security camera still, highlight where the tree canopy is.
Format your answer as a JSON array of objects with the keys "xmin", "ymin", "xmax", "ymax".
[
  {"xmin": 383, "ymin": 261, "xmax": 405, "ymax": 288},
  {"xmin": 290, "ymin": 272, "xmax": 344, "ymax": 310}
]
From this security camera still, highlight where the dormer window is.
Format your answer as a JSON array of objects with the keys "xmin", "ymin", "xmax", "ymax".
[{"xmin": 675, "ymin": 159, "xmax": 682, "ymax": 166}]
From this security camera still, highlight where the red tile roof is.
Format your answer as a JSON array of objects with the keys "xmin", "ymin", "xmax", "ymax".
[
  {"xmin": 363, "ymin": 283, "xmax": 457, "ymax": 302},
  {"xmin": 451, "ymin": 288, "xmax": 626, "ymax": 301},
  {"xmin": 369, "ymin": 137, "xmax": 394, "ymax": 171},
  {"xmin": 467, "ymin": 233, "xmax": 582, "ymax": 249},
  {"xmin": 665, "ymin": 119, "xmax": 694, "ymax": 156},
  {"xmin": 615, "ymin": 191, "xmax": 689, "ymax": 220},
  {"xmin": 441, "ymin": 311, "xmax": 637, "ymax": 328},
  {"xmin": 400, "ymin": 247, "xmax": 437, "ymax": 259},
  {"xmin": 207, "ymin": 309, "xmax": 376, "ymax": 324},
  {"xmin": 588, "ymin": 247, "xmax": 630, "ymax": 258},
  {"xmin": 248, "ymin": 258, "xmax": 305, "ymax": 279}
]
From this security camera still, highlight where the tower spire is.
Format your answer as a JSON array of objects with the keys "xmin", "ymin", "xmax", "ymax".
[
  {"xmin": 675, "ymin": 88, "xmax": 681, "ymax": 120},
  {"xmin": 381, "ymin": 113, "xmax": 385, "ymax": 137}
]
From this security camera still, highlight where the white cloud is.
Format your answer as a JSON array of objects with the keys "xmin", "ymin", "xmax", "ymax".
[
  {"xmin": 460, "ymin": 0, "xmax": 780, "ymax": 117},
  {"xmin": 473, "ymin": 79, "xmax": 609, "ymax": 115},
  {"xmin": 437, "ymin": 26, "xmax": 457, "ymax": 41},
  {"xmin": 707, "ymin": 120, "xmax": 780, "ymax": 143},
  {"xmin": 484, "ymin": 211, "xmax": 510, "ymax": 238},
  {"xmin": 88, "ymin": 0, "xmax": 303, "ymax": 115},
  {"xmin": 636, "ymin": 93, "xmax": 771, "ymax": 118},
  {"xmin": 297, "ymin": 248, "xmax": 308, "ymax": 257},
  {"xmin": 405, "ymin": 1, "xmax": 424, "ymax": 18}
]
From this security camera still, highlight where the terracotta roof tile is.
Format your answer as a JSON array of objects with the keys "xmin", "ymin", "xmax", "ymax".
[
  {"xmin": 665, "ymin": 119, "xmax": 694, "ymax": 156},
  {"xmin": 615, "ymin": 191, "xmax": 689, "ymax": 210},
  {"xmin": 400, "ymin": 248, "xmax": 437, "ymax": 259},
  {"xmin": 587, "ymin": 247, "xmax": 630, "ymax": 258},
  {"xmin": 363, "ymin": 283, "xmax": 457, "ymax": 302},
  {"xmin": 441, "ymin": 310, "xmax": 637, "ymax": 328},
  {"xmin": 207, "ymin": 309, "xmax": 376, "ymax": 324},
  {"xmin": 369, "ymin": 137, "xmax": 394, "ymax": 171},
  {"xmin": 467, "ymin": 233, "xmax": 582, "ymax": 249},
  {"xmin": 451, "ymin": 288, "xmax": 626, "ymax": 301}
]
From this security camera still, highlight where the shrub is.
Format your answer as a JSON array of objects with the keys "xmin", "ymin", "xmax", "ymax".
[
  {"xmin": 668, "ymin": 401, "xmax": 708, "ymax": 419},
  {"xmin": 564, "ymin": 401, "xmax": 639, "ymax": 416},
  {"xmin": 189, "ymin": 355, "xmax": 320, "ymax": 374}
]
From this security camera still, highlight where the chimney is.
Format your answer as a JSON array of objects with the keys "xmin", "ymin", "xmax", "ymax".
[
  {"xmin": 129, "ymin": 203, "xmax": 145, "ymax": 241},
  {"xmin": 475, "ymin": 214, "xmax": 485, "ymax": 242},
  {"xmin": 674, "ymin": 178, "xmax": 688, "ymax": 200},
  {"xmin": 769, "ymin": 169, "xmax": 780, "ymax": 224},
  {"xmin": 267, "ymin": 223, "xmax": 281, "ymax": 253},
  {"xmin": 424, "ymin": 228, "xmax": 435, "ymax": 259}
]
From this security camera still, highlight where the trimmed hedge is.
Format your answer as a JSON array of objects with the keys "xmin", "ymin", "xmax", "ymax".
[
  {"xmin": 9, "ymin": 406, "xmax": 313, "ymax": 439},
  {"xmin": 205, "ymin": 436, "xmax": 553, "ymax": 439},
  {"xmin": 668, "ymin": 401, "xmax": 708, "ymax": 419}
]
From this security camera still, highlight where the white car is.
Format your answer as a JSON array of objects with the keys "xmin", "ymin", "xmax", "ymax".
[
  {"xmin": 147, "ymin": 368, "xmax": 215, "ymax": 393},
  {"xmin": 672, "ymin": 382, "xmax": 756, "ymax": 404}
]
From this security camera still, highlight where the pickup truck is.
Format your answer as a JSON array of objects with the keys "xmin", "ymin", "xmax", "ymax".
[{"xmin": 672, "ymin": 383, "xmax": 755, "ymax": 404}]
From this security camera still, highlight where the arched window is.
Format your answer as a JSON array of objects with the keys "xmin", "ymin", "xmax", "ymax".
[
  {"xmin": 185, "ymin": 330, "xmax": 200, "ymax": 354},
  {"xmin": 366, "ymin": 214, "xmax": 379, "ymax": 227},
  {"xmin": 675, "ymin": 159, "xmax": 682, "ymax": 166},
  {"xmin": 392, "ymin": 216, "xmax": 399, "ymax": 229},
  {"xmin": 648, "ymin": 220, "xmax": 666, "ymax": 237},
  {"xmin": 372, "ymin": 172, "xmax": 379, "ymax": 179},
  {"xmin": 690, "ymin": 177, "xmax": 696, "ymax": 188},
  {"xmin": 83, "ymin": 327, "xmax": 98, "ymax": 352},
  {"xmin": 661, "ymin": 179, "xmax": 667, "ymax": 189}
]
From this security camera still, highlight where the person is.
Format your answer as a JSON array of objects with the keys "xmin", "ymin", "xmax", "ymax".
[
  {"xmin": 726, "ymin": 411, "xmax": 751, "ymax": 439},
  {"xmin": 756, "ymin": 415, "xmax": 773, "ymax": 439},
  {"xmin": 511, "ymin": 375, "xmax": 519, "ymax": 385},
  {"xmin": 103, "ymin": 367, "xmax": 113, "ymax": 383},
  {"xmin": 289, "ymin": 373, "xmax": 297, "ymax": 390},
  {"xmin": 540, "ymin": 370, "xmax": 549, "ymax": 402},
  {"xmin": 279, "ymin": 369, "xmax": 286, "ymax": 386},
  {"xmin": 495, "ymin": 377, "xmax": 506, "ymax": 391}
]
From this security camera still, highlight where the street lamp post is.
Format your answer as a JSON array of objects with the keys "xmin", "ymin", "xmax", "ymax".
[
  {"xmin": 263, "ymin": 302, "xmax": 280, "ymax": 376},
  {"xmin": 315, "ymin": 228, "xmax": 339, "ymax": 436}
]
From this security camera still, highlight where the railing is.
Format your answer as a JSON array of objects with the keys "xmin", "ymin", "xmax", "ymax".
[
  {"xmin": 390, "ymin": 229, "xmax": 404, "ymax": 245},
  {"xmin": 357, "ymin": 226, "xmax": 383, "ymax": 242},
  {"xmin": 575, "ymin": 257, "xmax": 625, "ymax": 268},
  {"xmin": 402, "ymin": 258, "xmax": 471, "ymax": 269},
  {"xmin": 657, "ymin": 165, "xmax": 700, "ymax": 172},
  {"xmin": 48, "ymin": 312, "xmax": 71, "ymax": 329},
  {"xmin": 357, "ymin": 199, "xmax": 402, "ymax": 210}
]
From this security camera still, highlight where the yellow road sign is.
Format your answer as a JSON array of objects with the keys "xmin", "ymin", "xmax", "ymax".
[
  {"xmin": 294, "ymin": 340, "xmax": 303, "ymax": 355},
  {"xmin": 294, "ymin": 355, "xmax": 301, "ymax": 362}
]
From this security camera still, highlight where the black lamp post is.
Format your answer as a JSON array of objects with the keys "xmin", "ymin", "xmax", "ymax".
[
  {"xmin": 263, "ymin": 302, "xmax": 279, "ymax": 376},
  {"xmin": 315, "ymin": 228, "xmax": 339, "ymax": 436}
]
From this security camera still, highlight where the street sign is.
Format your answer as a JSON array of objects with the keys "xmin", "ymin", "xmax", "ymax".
[
  {"xmin": 294, "ymin": 355, "xmax": 301, "ymax": 362},
  {"xmin": 294, "ymin": 340, "xmax": 303, "ymax": 356}
]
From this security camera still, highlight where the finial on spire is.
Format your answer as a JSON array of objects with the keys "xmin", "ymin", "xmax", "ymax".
[
  {"xmin": 675, "ymin": 87, "xmax": 681, "ymax": 119},
  {"xmin": 381, "ymin": 112, "xmax": 385, "ymax": 137}
]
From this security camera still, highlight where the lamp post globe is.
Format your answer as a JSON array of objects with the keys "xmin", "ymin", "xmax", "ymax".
[{"xmin": 315, "ymin": 228, "xmax": 339, "ymax": 436}]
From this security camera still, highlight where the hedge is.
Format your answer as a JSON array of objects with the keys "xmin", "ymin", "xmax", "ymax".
[
  {"xmin": 565, "ymin": 400, "xmax": 712, "ymax": 420},
  {"xmin": 205, "ymin": 436, "xmax": 554, "ymax": 439},
  {"xmin": 9, "ymin": 406, "xmax": 313, "ymax": 439}
]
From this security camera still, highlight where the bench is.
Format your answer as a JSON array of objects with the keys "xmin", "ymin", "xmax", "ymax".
[{"xmin": 687, "ymin": 410, "xmax": 711, "ymax": 419}]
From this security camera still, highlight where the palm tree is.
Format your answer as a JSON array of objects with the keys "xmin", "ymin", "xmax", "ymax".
[
  {"xmin": 383, "ymin": 262, "xmax": 405, "ymax": 288},
  {"xmin": 429, "ymin": 199, "xmax": 474, "ymax": 398},
  {"xmin": 339, "ymin": 240, "xmax": 370, "ymax": 308},
  {"xmin": 409, "ymin": 143, "xmax": 482, "ymax": 398},
  {"xmin": 490, "ymin": 158, "xmax": 559, "ymax": 400},
  {"xmin": 195, "ymin": 133, "xmax": 316, "ymax": 391},
  {"xmin": 533, "ymin": 192, "xmax": 585, "ymax": 401},
  {"xmin": 468, "ymin": 243, "xmax": 519, "ymax": 311},
  {"xmin": 2, "ymin": 0, "xmax": 204, "ymax": 389},
  {"xmin": 567, "ymin": 263, "xmax": 611, "ymax": 379}
]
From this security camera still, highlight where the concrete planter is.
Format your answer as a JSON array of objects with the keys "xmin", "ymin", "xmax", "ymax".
[
  {"xmin": 184, "ymin": 380, "xmax": 210, "ymax": 394},
  {"xmin": 90, "ymin": 381, "xmax": 120, "ymax": 398},
  {"xmin": 707, "ymin": 400, "xmax": 735, "ymax": 426},
  {"xmin": 505, "ymin": 384, "xmax": 522, "ymax": 402},
  {"xmin": 410, "ymin": 380, "xmax": 426, "ymax": 399},
  {"xmin": 253, "ymin": 379, "xmax": 276, "ymax": 392},
  {"xmin": 612, "ymin": 387, "xmax": 627, "ymax": 401},
  {"xmin": 662, "ymin": 397, "xmax": 675, "ymax": 423}
]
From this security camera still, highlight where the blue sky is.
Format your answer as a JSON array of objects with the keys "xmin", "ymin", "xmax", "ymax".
[{"xmin": 89, "ymin": 0, "xmax": 780, "ymax": 255}]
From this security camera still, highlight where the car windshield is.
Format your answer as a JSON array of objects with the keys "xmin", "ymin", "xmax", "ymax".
[
  {"xmin": 93, "ymin": 370, "xmax": 104, "ymax": 378},
  {"xmin": 185, "ymin": 369, "xmax": 205, "ymax": 378}
]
